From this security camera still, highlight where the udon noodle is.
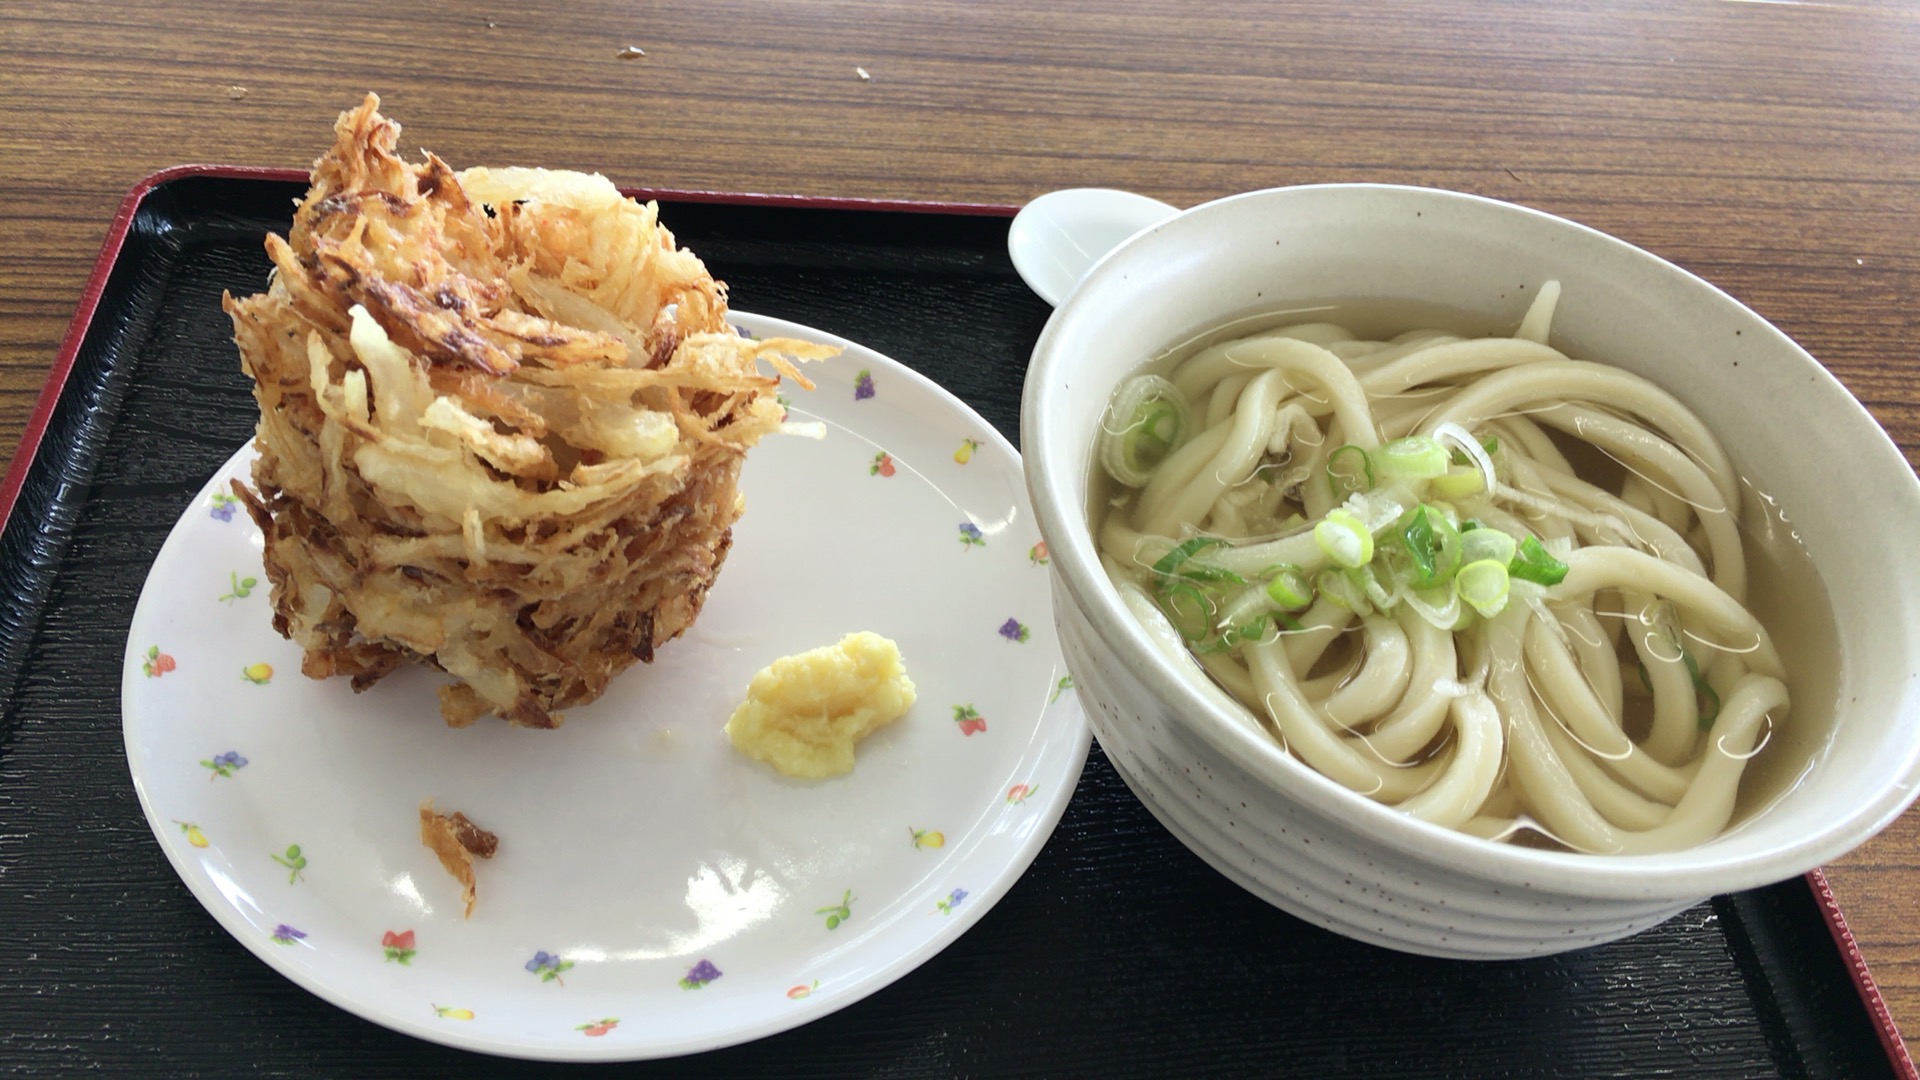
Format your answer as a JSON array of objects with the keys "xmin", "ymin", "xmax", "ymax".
[{"xmin": 1095, "ymin": 284, "xmax": 1788, "ymax": 854}]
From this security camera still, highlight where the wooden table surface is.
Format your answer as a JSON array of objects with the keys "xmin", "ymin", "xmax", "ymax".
[{"xmin": 4, "ymin": 0, "xmax": 1917, "ymax": 1067}]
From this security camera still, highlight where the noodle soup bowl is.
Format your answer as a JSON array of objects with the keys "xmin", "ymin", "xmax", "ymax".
[{"xmin": 1021, "ymin": 183, "xmax": 1920, "ymax": 959}]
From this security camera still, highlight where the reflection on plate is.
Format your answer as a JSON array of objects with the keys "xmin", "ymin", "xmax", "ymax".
[{"xmin": 121, "ymin": 312, "xmax": 1089, "ymax": 1061}]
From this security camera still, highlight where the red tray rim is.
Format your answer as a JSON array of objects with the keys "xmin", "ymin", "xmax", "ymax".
[{"xmin": 0, "ymin": 163, "xmax": 1910, "ymax": 1077}]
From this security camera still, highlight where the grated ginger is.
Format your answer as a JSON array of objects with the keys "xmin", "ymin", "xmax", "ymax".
[{"xmin": 725, "ymin": 632, "xmax": 915, "ymax": 778}]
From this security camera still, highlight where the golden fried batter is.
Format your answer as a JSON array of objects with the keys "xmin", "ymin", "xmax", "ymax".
[
  {"xmin": 419, "ymin": 800, "xmax": 498, "ymax": 919},
  {"xmin": 225, "ymin": 95, "xmax": 832, "ymax": 727}
]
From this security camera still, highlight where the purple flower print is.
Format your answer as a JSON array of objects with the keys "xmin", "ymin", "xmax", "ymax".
[
  {"xmin": 680, "ymin": 958, "xmax": 723, "ymax": 989},
  {"xmin": 854, "ymin": 370, "xmax": 875, "ymax": 400},
  {"xmin": 958, "ymin": 522, "xmax": 985, "ymax": 549},
  {"xmin": 934, "ymin": 888, "xmax": 968, "ymax": 915},
  {"xmin": 201, "ymin": 751, "xmax": 248, "ymax": 779},
  {"xmin": 209, "ymin": 492, "xmax": 239, "ymax": 522},
  {"xmin": 526, "ymin": 950, "xmax": 574, "ymax": 984},
  {"xmin": 998, "ymin": 618, "xmax": 1030, "ymax": 643},
  {"xmin": 271, "ymin": 924, "xmax": 306, "ymax": 945}
]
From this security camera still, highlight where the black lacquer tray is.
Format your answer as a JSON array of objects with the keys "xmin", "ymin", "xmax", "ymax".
[{"xmin": 0, "ymin": 169, "xmax": 1906, "ymax": 1078}]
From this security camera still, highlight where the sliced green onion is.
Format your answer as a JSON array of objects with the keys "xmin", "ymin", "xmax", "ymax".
[
  {"xmin": 1404, "ymin": 584, "xmax": 1467, "ymax": 630},
  {"xmin": 1375, "ymin": 435, "xmax": 1449, "ymax": 480},
  {"xmin": 1264, "ymin": 564, "xmax": 1314, "ymax": 610},
  {"xmin": 1346, "ymin": 489, "xmax": 1409, "ymax": 533},
  {"xmin": 1151, "ymin": 536, "xmax": 1229, "ymax": 580},
  {"xmin": 1195, "ymin": 619, "xmax": 1250, "ymax": 654},
  {"xmin": 1684, "ymin": 652, "xmax": 1722, "ymax": 730},
  {"xmin": 1431, "ymin": 511, "xmax": 1463, "ymax": 581},
  {"xmin": 1156, "ymin": 581, "xmax": 1213, "ymax": 640},
  {"xmin": 1099, "ymin": 375, "xmax": 1190, "ymax": 487},
  {"xmin": 1432, "ymin": 421, "xmax": 1496, "ymax": 497},
  {"xmin": 1460, "ymin": 527, "xmax": 1518, "ymax": 567},
  {"xmin": 1508, "ymin": 535, "xmax": 1570, "ymax": 586},
  {"xmin": 1451, "ymin": 435, "xmax": 1499, "ymax": 464},
  {"xmin": 1400, "ymin": 506, "xmax": 1438, "ymax": 584},
  {"xmin": 1454, "ymin": 558, "xmax": 1511, "ymax": 618},
  {"xmin": 1177, "ymin": 561, "xmax": 1245, "ymax": 585},
  {"xmin": 1638, "ymin": 647, "xmax": 1723, "ymax": 730},
  {"xmin": 1315, "ymin": 508, "xmax": 1374, "ymax": 569},
  {"xmin": 1429, "ymin": 464, "xmax": 1486, "ymax": 500},
  {"xmin": 1325, "ymin": 444, "xmax": 1375, "ymax": 498},
  {"xmin": 1396, "ymin": 505, "xmax": 1464, "ymax": 588},
  {"xmin": 1228, "ymin": 614, "xmax": 1280, "ymax": 648},
  {"xmin": 1352, "ymin": 565, "xmax": 1396, "ymax": 610},
  {"xmin": 1315, "ymin": 568, "xmax": 1372, "ymax": 614}
]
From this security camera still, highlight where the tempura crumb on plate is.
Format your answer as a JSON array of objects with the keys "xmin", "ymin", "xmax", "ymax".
[
  {"xmin": 420, "ymin": 800, "xmax": 499, "ymax": 919},
  {"xmin": 222, "ymin": 93, "xmax": 834, "ymax": 729}
]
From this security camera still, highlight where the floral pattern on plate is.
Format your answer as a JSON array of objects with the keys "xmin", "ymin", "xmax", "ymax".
[
  {"xmin": 140, "ymin": 646, "xmax": 175, "ymax": 678},
  {"xmin": 382, "ymin": 930, "xmax": 417, "ymax": 965},
  {"xmin": 679, "ymin": 960, "xmax": 722, "ymax": 990},
  {"xmin": 122, "ymin": 310, "xmax": 1090, "ymax": 1061},
  {"xmin": 527, "ymin": 952, "xmax": 574, "ymax": 985},
  {"xmin": 952, "ymin": 704, "xmax": 987, "ymax": 736},
  {"xmin": 577, "ymin": 1018, "xmax": 620, "ymax": 1037},
  {"xmin": 271, "ymin": 844, "xmax": 307, "ymax": 884},
  {"xmin": 201, "ymin": 751, "xmax": 248, "ymax": 780},
  {"xmin": 815, "ymin": 890, "xmax": 854, "ymax": 930},
  {"xmin": 218, "ymin": 571, "xmax": 258, "ymax": 603}
]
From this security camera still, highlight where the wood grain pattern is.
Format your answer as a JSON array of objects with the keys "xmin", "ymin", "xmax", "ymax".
[{"xmin": 3, "ymin": 0, "xmax": 1917, "ymax": 1067}]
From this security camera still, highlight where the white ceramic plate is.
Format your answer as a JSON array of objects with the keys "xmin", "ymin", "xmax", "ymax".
[{"xmin": 122, "ymin": 312, "xmax": 1089, "ymax": 1061}]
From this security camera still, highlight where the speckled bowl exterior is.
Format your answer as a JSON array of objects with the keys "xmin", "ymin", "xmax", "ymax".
[{"xmin": 1021, "ymin": 184, "xmax": 1920, "ymax": 959}]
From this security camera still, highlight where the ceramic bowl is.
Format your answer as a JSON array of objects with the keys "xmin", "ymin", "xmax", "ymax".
[{"xmin": 1020, "ymin": 184, "xmax": 1920, "ymax": 959}]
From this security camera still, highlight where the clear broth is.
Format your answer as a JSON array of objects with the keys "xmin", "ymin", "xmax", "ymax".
[{"xmin": 1087, "ymin": 295, "xmax": 1840, "ymax": 844}]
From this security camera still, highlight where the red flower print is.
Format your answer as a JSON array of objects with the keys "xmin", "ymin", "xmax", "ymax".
[
  {"xmin": 382, "ymin": 929, "xmax": 417, "ymax": 965},
  {"xmin": 141, "ymin": 646, "xmax": 175, "ymax": 677},
  {"xmin": 952, "ymin": 704, "xmax": 986, "ymax": 736},
  {"xmin": 576, "ymin": 1018, "xmax": 620, "ymax": 1037}
]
